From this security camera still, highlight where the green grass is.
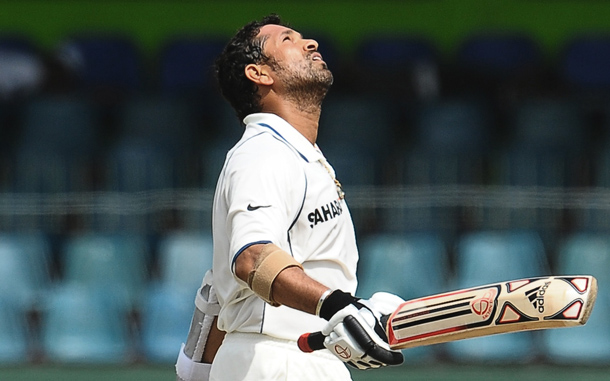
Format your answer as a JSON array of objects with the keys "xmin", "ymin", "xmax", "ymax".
[
  {"xmin": 0, "ymin": 364, "xmax": 175, "ymax": 381},
  {"xmin": 1, "ymin": 364, "xmax": 609, "ymax": 381},
  {"xmin": 351, "ymin": 364, "xmax": 610, "ymax": 381}
]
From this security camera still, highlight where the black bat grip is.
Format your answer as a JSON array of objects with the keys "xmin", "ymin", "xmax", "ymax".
[{"xmin": 297, "ymin": 331, "xmax": 326, "ymax": 352}]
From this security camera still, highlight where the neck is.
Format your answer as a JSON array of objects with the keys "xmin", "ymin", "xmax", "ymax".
[{"xmin": 262, "ymin": 94, "xmax": 323, "ymax": 145}]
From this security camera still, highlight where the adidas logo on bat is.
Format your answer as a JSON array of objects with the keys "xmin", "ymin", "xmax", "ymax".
[{"xmin": 525, "ymin": 281, "xmax": 551, "ymax": 313}]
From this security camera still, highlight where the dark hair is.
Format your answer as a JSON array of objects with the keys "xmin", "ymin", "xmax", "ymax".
[{"xmin": 215, "ymin": 14, "xmax": 285, "ymax": 122}]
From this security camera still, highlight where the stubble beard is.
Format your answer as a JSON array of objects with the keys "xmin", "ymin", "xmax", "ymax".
[{"xmin": 271, "ymin": 58, "xmax": 334, "ymax": 114}]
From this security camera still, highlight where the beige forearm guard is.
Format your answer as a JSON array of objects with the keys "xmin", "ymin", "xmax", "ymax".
[{"xmin": 247, "ymin": 244, "xmax": 303, "ymax": 306}]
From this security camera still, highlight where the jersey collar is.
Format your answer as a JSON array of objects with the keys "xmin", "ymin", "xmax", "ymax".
[{"xmin": 243, "ymin": 113, "xmax": 324, "ymax": 163}]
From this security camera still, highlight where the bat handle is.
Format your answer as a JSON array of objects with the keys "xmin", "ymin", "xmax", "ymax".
[{"xmin": 297, "ymin": 331, "xmax": 326, "ymax": 352}]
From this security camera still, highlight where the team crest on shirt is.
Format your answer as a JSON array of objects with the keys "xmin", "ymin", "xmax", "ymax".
[{"xmin": 308, "ymin": 199, "xmax": 343, "ymax": 228}]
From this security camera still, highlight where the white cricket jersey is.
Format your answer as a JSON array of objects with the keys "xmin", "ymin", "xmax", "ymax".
[{"xmin": 212, "ymin": 113, "xmax": 359, "ymax": 341}]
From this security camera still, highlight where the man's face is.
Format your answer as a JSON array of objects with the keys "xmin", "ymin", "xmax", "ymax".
[{"xmin": 257, "ymin": 24, "xmax": 333, "ymax": 98}]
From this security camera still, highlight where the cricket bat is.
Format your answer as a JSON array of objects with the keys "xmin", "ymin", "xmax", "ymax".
[{"xmin": 299, "ymin": 275, "xmax": 597, "ymax": 352}]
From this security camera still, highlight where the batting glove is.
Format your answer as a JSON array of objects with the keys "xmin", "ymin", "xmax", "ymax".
[{"xmin": 317, "ymin": 290, "xmax": 404, "ymax": 369}]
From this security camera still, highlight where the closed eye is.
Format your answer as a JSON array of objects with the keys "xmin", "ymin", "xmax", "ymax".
[{"xmin": 280, "ymin": 30, "xmax": 301, "ymax": 43}]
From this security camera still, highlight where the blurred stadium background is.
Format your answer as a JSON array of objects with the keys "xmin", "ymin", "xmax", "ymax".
[{"xmin": 2, "ymin": 0, "xmax": 610, "ymax": 379}]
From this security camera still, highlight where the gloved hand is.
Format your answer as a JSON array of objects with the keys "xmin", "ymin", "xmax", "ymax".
[{"xmin": 311, "ymin": 290, "xmax": 404, "ymax": 369}]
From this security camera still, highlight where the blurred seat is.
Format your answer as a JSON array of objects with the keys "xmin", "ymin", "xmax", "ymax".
[
  {"xmin": 357, "ymin": 232, "xmax": 449, "ymax": 300},
  {"xmin": 62, "ymin": 233, "xmax": 149, "ymax": 307},
  {"xmin": 392, "ymin": 99, "xmax": 492, "ymax": 237},
  {"xmin": 14, "ymin": 231, "xmax": 53, "ymax": 290},
  {"xmin": 18, "ymin": 95, "xmax": 101, "ymax": 157},
  {"xmin": 578, "ymin": 149, "xmax": 610, "ymax": 231},
  {"xmin": 457, "ymin": 33, "xmax": 542, "ymax": 74},
  {"xmin": 379, "ymin": 206, "xmax": 457, "ymax": 242},
  {"xmin": 140, "ymin": 284, "xmax": 194, "ymax": 363},
  {"xmin": 479, "ymin": 152, "xmax": 565, "ymax": 239},
  {"xmin": 318, "ymin": 94, "xmax": 399, "ymax": 149},
  {"xmin": 0, "ymin": 101, "xmax": 14, "ymax": 157},
  {"xmin": 56, "ymin": 35, "xmax": 141, "ymax": 92},
  {"xmin": 357, "ymin": 232, "xmax": 448, "ymax": 362},
  {"xmin": 542, "ymin": 233, "xmax": 610, "ymax": 364},
  {"xmin": 0, "ymin": 232, "xmax": 51, "ymax": 308},
  {"xmin": 159, "ymin": 37, "xmax": 225, "ymax": 95},
  {"xmin": 198, "ymin": 89, "xmax": 245, "ymax": 188},
  {"xmin": 11, "ymin": 152, "xmax": 97, "ymax": 197},
  {"xmin": 105, "ymin": 138, "xmax": 175, "ymax": 192},
  {"xmin": 192, "ymin": 141, "xmax": 233, "ymax": 230},
  {"xmin": 494, "ymin": 98, "xmax": 587, "ymax": 193},
  {"xmin": 317, "ymin": 93, "xmax": 400, "ymax": 185},
  {"xmin": 452, "ymin": 230, "xmax": 549, "ymax": 288},
  {"xmin": 480, "ymin": 152, "xmax": 567, "ymax": 243},
  {"xmin": 99, "ymin": 140, "xmax": 177, "ymax": 232},
  {"xmin": 489, "ymin": 98, "xmax": 587, "ymax": 237},
  {"xmin": 402, "ymin": 150, "xmax": 487, "ymax": 186},
  {"xmin": 116, "ymin": 95, "xmax": 199, "ymax": 155},
  {"xmin": 358, "ymin": 36, "xmax": 437, "ymax": 68},
  {"xmin": 497, "ymin": 98, "xmax": 586, "ymax": 187},
  {"xmin": 402, "ymin": 98, "xmax": 491, "ymax": 185},
  {"xmin": 561, "ymin": 35, "xmax": 610, "ymax": 91},
  {"xmin": 498, "ymin": 148, "xmax": 583, "ymax": 189},
  {"xmin": 0, "ymin": 296, "xmax": 29, "ymax": 364},
  {"xmin": 445, "ymin": 230, "xmax": 550, "ymax": 363},
  {"xmin": 208, "ymin": 95, "xmax": 245, "ymax": 141},
  {"xmin": 12, "ymin": 95, "xmax": 101, "ymax": 194},
  {"xmin": 413, "ymin": 98, "xmax": 492, "ymax": 154},
  {"xmin": 318, "ymin": 143, "xmax": 376, "ymax": 187},
  {"xmin": 41, "ymin": 283, "xmax": 131, "ymax": 363},
  {"xmin": 156, "ymin": 232, "xmax": 213, "ymax": 291},
  {"xmin": 201, "ymin": 140, "xmax": 232, "ymax": 188},
  {"xmin": 0, "ymin": 35, "xmax": 44, "ymax": 101},
  {"xmin": 509, "ymin": 98, "xmax": 586, "ymax": 151},
  {"xmin": 451, "ymin": 33, "xmax": 546, "ymax": 101},
  {"xmin": 593, "ymin": 146, "xmax": 610, "ymax": 189},
  {"xmin": 352, "ymin": 36, "xmax": 440, "ymax": 99}
]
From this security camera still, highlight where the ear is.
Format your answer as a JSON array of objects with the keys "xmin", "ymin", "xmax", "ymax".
[{"xmin": 245, "ymin": 63, "xmax": 274, "ymax": 86}]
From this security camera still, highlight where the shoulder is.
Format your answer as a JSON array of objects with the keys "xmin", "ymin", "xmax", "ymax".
[
  {"xmin": 219, "ymin": 132, "xmax": 304, "ymax": 194},
  {"xmin": 228, "ymin": 129, "xmax": 303, "ymax": 171}
]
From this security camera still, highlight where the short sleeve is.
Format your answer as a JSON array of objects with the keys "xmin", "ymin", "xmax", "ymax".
[{"xmin": 222, "ymin": 135, "xmax": 306, "ymax": 269}]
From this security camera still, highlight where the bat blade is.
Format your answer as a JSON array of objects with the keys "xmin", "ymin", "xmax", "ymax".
[{"xmin": 387, "ymin": 275, "xmax": 598, "ymax": 349}]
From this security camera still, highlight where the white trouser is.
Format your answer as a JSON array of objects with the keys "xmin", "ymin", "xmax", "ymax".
[{"xmin": 210, "ymin": 332, "xmax": 352, "ymax": 381}]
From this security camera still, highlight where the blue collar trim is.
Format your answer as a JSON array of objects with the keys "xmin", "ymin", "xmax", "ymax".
[{"xmin": 258, "ymin": 123, "xmax": 310, "ymax": 163}]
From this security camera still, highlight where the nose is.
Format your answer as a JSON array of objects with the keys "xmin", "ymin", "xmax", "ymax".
[{"xmin": 304, "ymin": 39, "xmax": 318, "ymax": 52}]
